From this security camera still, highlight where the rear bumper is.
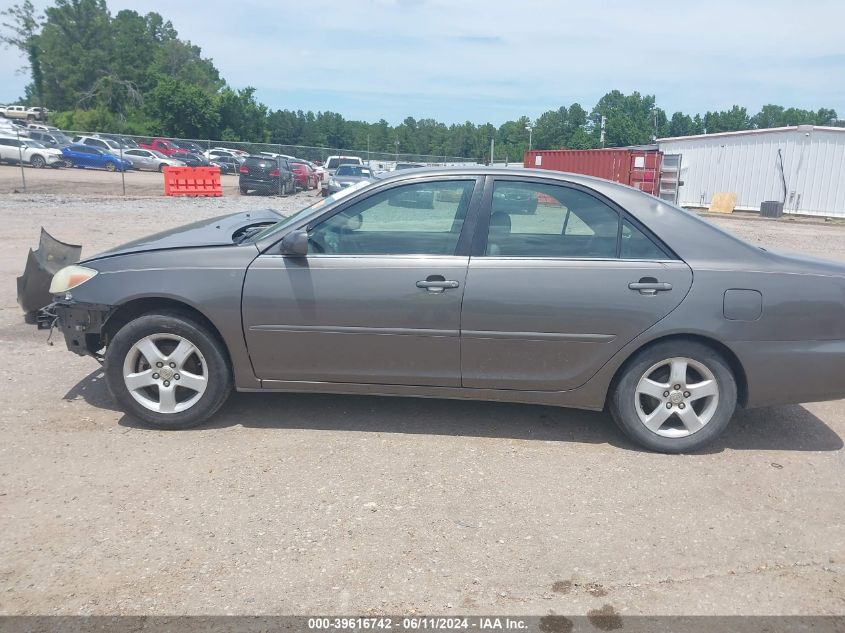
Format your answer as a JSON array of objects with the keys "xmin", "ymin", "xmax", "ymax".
[{"xmin": 735, "ymin": 339, "xmax": 845, "ymax": 407}]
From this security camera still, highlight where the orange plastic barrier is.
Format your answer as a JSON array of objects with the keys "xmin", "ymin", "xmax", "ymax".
[{"xmin": 163, "ymin": 166, "xmax": 222, "ymax": 197}]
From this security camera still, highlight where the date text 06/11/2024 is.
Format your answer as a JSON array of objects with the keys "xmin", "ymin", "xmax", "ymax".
[{"xmin": 307, "ymin": 617, "xmax": 529, "ymax": 630}]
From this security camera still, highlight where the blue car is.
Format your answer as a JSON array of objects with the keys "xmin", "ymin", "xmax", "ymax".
[{"xmin": 61, "ymin": 144, "xmax": 133, "ymax": 172}]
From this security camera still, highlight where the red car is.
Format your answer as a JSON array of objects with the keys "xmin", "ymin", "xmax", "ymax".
[
  {"xmin": 290, "ymin": 160, "xmax": 318, "ymax": 190},
  {"xmin": 138, "ymin": 138, "xmax": 189, "ymax": 158}
]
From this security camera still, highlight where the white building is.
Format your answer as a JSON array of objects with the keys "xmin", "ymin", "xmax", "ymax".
[{"xmin": 657, "ymin": 125, "xmax": 845, "ymax": 217}]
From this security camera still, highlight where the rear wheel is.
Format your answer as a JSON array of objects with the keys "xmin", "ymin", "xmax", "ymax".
[
  {"xmin": 240, "ymin": 185, "xmax": 248, "ymax": 194},
  {"xmin": 104, "ymin": 313, "xmax": 233, "ymax": 430},
  {"xmin": 609, "ymin": 340, "xmax": 737, "ymax": 453}
]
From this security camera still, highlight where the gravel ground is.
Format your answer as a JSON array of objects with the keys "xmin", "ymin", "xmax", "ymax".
[{"xmin": 0, "ymin": 192, "xmax": 844, "ymax": 617}]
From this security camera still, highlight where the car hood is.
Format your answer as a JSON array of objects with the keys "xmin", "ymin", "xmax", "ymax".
[
  {"xmin": 335, "ymin": 175, "xmax": 370, "ymax": 183},
  {"xmin": 84, "ymin": 210, "xmax": 284, "ymax": 262}
]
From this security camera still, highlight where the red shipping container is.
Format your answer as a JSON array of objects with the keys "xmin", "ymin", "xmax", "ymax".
[{"xmin": 524, "ymin": 148, "xmax": 663, "ymax": 195}]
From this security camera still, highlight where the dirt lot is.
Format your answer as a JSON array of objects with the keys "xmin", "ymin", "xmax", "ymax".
[
  {"xmin": 0, "ymin": 162, "xmax": 247, "ymax": 197},
  {"xmin": 0, "ymin": 181, "xmax": 844, "ymax": 617}
]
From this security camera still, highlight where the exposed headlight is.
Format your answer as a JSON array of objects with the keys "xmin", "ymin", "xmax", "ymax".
[{"xmin": 49, "ymin": 265, "xmax": 98, "ymax": 294}]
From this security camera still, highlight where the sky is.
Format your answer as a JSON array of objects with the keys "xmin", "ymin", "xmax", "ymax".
[{"xmin": 1, "ymin": 0, "xmax": 844, "ymax": 125}]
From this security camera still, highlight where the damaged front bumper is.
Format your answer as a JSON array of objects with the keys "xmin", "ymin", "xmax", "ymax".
[{"xmin": 40, "ymin": 300, "xmax": 113, "ymax": 357}]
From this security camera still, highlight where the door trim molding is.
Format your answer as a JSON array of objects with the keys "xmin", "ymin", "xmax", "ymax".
[{"xmin": 249, "ymin": 324, "xmax": 458, "ymax": 337}]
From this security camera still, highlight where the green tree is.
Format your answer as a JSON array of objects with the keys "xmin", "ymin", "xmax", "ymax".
[
  {"xmin": 38, "ymin": 0, "xmax": 112, "ymax": 110},
  {"xmin": 145, "ymin": 75, "xmax": 218, "ymax": 138},
  {"xmin": 591, "ymin": 90, "xmax": 659, "ymax": 147}
]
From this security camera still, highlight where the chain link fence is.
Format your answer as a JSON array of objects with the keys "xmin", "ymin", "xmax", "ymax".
[{"xmin": 0, "ymin": 126, "xmax": 480, "ymax": 197}]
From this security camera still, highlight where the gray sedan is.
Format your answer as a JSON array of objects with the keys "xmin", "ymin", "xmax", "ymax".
[
  {"xmin": 326, "ymin": 164, "xmax": 375, "ymax": 195},
  {"xmin": 122, "ymin": 149, "xmax": 185, "ymax": 172},
  {"xmin": 31, "ymin": 168, "xmax": 845, "ymax": 452}
]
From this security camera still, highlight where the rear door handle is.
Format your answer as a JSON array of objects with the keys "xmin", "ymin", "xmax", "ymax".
[
  {"xmin": 629, "ymin": 281, "xmax": 672, "ymax": 295},
  {"xmin": 416, "ymin": 276, "xmax": 460, "ymax": 293}
]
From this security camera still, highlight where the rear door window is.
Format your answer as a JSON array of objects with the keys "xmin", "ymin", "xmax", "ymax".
[{"xmin": 485, "ymin": 181, "xmax": 619, "ymax": 258}]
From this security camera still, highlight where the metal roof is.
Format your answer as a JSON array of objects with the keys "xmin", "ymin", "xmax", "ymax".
[{"xmin": 658, "ymin": 125, "xmax": 845, "ymax": 143}]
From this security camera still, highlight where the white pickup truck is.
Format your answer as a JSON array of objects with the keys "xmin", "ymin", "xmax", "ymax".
[{"xmin": 0, "ymin": 105, "xmax": 49, "ymax": 121}]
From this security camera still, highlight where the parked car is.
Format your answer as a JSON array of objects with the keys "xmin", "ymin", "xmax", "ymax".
[
  {"xmin": 72, "ymin": 135, "xmax": 127, "ymax": 158},
  {"xmin": 307, "ymin": 160, "xmax": 326, "ymax": 183},
  {"xmin": 491, "ymin": 185, "xmax": 538, "ymax": 214},
  {"xmin": 99, "ymin": 134, "xmax": 140, "ymax": 150},
  {"xmin": 0, "ymin": 105, "xmax": 48, "ymax": 121},
  {"xmin": 31, "ymin": 166, "xmax": 845, "ymax": 453},
  {"xmin": 326, "ymin": 163, "xmax": 374, "ymax": 195},
  {"xmin": 238, "ymin": 154, "xmax": 294, "ymax": 195},
  {"xmin": 179, "ymin": 152, "xmax": 210, "ymax": 167},
  {"xmin": 27, "ymin": 129, "xmax": 73, "ymax": 149},
  {"xmin": 206, "ymin": 148, "xmax": 246, "ymax": 162},
  {"xmin": 393, "ymin": 162, "xmax": 425, "ymax": 170},
  {"xmin": 138, "ymin": 138, "xmax": 187, "ymax": 157},
  {"xmin": 210, "ymin": 155, "xmax": 242, "ymax": 174},
  {"xmin": 321, "ymin": 155, "xmax": 364, "ymax": 195},
  {"xmin": 61, "ymin": 144, "xmax": 132, "ymax": 171},
  {"xmin": 290, "ymin": 160, "xmax": 318, "ymax": 190},
  {"xmin": 0, "ymin": 136, "xmax": 64, "ymax": 168},
  {"xmin": 165, "ymin": 139, "xmax": 202, "ymax": 155},
  {"xmin": 0, "ymin": 118, "xmax": 24, "ymax": 137},
  {"xmin": 122, "ymin": 148, "xmax": 185, "ymax": 172}
]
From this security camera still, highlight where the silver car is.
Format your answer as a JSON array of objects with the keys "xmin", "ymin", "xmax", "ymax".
[
  {"xmin": 122, "ymin": 148, "xmax": 185, "ymax": 172},
  {"xmin": 26, "ymin": 168, "xmax": 845, "ymax": 452},
  {"xmin": 326, "ymin": 164, "xmax": 375, "ymax": 195}
]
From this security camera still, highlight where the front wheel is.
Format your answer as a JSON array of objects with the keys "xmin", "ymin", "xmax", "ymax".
[
  {"xmin": 30, "ymin": 155, "xmax": 46, "ymax": 168},
  {"xmin": 104, "ymin": 313, "xmax": 233, "ymax": 429},
  {"xmin": 105, "ymin": 161, "xmax": 117, "ymax": 172},
  {"xmin": 609, "ymin": 341, "xmax": 737, "ymax": 453}
]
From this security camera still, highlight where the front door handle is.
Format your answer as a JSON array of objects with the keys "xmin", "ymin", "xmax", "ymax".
[
  {"xmin": 416, "ymin": 275, "xmax": 460, "ymax": 293},
  {"xmin": 629, "ymin": 280, "xmax": 673, "ymax": 295}
]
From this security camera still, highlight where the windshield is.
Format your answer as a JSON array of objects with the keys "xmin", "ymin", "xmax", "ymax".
[
  {"xmin": 326, "ymin": 157, "xmax": 360, "ymax": 169},
  {"xmin": 335, "ymin": 165, "xmax": 372, "ymax": 177},
  {"xmin": 150, "ymin": 150, "xmax": 168, "ymax": 159},
  {"xmin": 26, "ymin": 140, "xmax": 46, "ymax": 148},
  {"xmin": 248, "ymin": 180, "xmax": 372, "ymax": 243},
  {"xmin": 52, "ymin": 132, "xmax": 71, "ymax": 144}
]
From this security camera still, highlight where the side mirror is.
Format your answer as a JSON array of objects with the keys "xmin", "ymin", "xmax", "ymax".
[{"xmin": 279, "ymin": 229, "xmax": 308, "ymax": 257}]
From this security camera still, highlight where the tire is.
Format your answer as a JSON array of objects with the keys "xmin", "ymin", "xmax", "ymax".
[
  {"xmin": 240, "ymin": 185, "xmax": 248, "ymax": 194},
  {"xmin": 608, "ymin": 340, "xmax": 737, "ymax": 453},
  {"xmin": 158, "ymin": 163, "xmax": 166, "ymax": 172},
  {"xmin": 104, "ymin": 313, "xmax": 233, "ymax": 430},
  {"xmin": 105, "ymin": 161, "xmax": 117, "ymax": 172},
  {"xmin": 30, "ymin": 154, "xmax": 46, "ymax": 168}
]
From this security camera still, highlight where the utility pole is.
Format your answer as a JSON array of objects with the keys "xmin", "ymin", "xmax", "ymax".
[
  {"xmin": 489, "ymin": 137, "xmax": 495, "ymax": 165},
  {"xmin": 525, "ymin": 124, "xmax": 533, "ymax": 151},
  {"xmin": 367, "ymin": 134, "xmax": 370, "ymax": 165},
  {"xmin": 394, "ymin": 139, "xmax": 399, "ymax": 162},
  {"xmin": 600, "ymin": 115, "xmax": 607, "ymax": 148}
]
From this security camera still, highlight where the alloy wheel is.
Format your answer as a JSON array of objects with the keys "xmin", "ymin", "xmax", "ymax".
[
  {"xmin": 634, "ymin": 356, "xmax": 720, "ymax": 438},
  {"xmin": 122, "ymin": 333, "xmax": 208, "ymax": 414}
]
